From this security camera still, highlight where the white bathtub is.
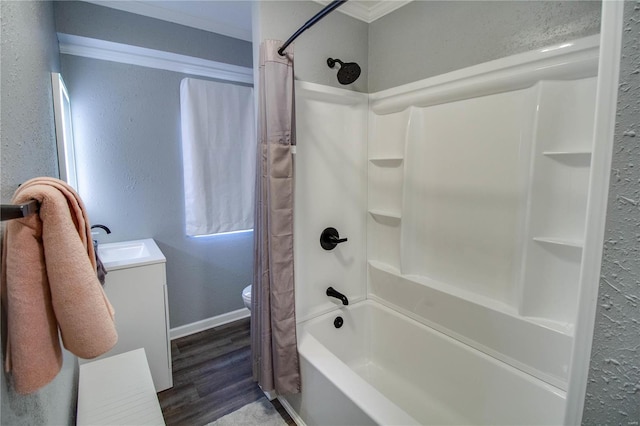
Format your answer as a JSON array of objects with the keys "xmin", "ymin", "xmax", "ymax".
[{"xmin": 280, "ymin": 300, "xmax": 566, "ymax": 425}]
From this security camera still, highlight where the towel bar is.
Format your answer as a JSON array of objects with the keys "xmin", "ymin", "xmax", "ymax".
[{"xmin": 1, "ymin": 200, "xmax": 39, "ymax": 221}]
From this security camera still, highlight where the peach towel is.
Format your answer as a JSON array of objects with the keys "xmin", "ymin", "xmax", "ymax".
[{"xmin": 1, "ymin": 177, "xmax": 117, "ymax": 394}]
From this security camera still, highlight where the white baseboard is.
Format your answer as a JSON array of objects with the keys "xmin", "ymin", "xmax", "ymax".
[
  {"xmin": 170, "ymin": 308, "xmax": 250, "ymax": 340},
  {"xmin": 277, "ymin": 396, "xmax": 306, "ymax": 426}
]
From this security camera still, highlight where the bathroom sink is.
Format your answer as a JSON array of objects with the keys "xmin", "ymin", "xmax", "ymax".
[
  {"xmin": 98, "ymin": 239, "xmax": 166, "ymax": 271},
  {"xmin": 99, "ymin": 241, "xmax": 150, "ymax": 263}
]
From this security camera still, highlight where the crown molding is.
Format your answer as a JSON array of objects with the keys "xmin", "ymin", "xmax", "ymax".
[
  {"xmin": 58, "ymin": 33, "xmax": 253, "ymax": 85},
  {"xmin": 366, "ymin": 0, "xmax": 413, "ymax": 22},
  {"xmin": 314, "ymin": 0, "xmax": 413, "ymax": 23}
]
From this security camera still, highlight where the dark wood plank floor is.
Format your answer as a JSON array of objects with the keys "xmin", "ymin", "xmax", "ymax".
[{"xmin": 158, "ymin": 318, "xmax": 295, "ymax": 426}]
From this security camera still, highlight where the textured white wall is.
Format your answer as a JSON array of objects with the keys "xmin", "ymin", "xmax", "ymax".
[
  {"xmin": 1, "ymin": 2, "xmax": 78, "ymax": 425},
  {"xmin": 1, "ymin": 1, "xmax": 60, "ymax": 202},
  {"xmin": 583, "ymin": 2, "xmax": 640, "ymax": 423}
]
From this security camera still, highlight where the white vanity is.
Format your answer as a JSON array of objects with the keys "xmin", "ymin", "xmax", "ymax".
[{"xmin": 82, "ymin": 238, "xmax": 172, "ymax": 392}]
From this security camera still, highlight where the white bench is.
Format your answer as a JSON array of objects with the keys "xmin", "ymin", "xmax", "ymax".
[{"xmin": 77, "ymin": 348, "xmax": 166, "ymax": 425}]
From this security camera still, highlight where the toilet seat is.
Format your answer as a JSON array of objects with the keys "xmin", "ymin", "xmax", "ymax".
[{"xmin": 242, "ymin": 285, "xmax": 252, "ymax": 310}]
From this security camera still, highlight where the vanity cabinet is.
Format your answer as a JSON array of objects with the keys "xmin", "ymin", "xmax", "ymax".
[{"xmin": 82, "ymin": 239, "xmax": 172, "ymax": 392}]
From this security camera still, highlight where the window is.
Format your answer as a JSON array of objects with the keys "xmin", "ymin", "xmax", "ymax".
[
  {"xmin": 52, "ymin": 73, "xmax": 78, "ymax": 191},
  {"xmin": 180, "ymin": 78, "xmax": 255, "ymax": 236}
]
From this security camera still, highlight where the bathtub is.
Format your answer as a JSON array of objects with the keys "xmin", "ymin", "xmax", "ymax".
[{"xmin": 280, "ymin": 300, "xmax": 566, "ymax": 425}]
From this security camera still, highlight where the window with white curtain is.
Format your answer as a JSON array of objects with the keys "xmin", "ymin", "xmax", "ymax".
[{"xmin": 180, "ymin": 78, "xmax": 255, "ymax": 236}]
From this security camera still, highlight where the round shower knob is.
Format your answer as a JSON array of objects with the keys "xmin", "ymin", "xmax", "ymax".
[{"xmin": 320, "ymin": 227, "xmax": 348, "ymax": 250}]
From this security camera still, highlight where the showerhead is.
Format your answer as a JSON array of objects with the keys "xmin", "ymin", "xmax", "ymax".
[{"xmin": 327, "ymin": 58, "xmax": 361, "ymax": 85}]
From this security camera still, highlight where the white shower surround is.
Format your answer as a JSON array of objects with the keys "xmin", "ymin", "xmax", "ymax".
[{"xmin": 288, "ymin": 34, "xmax": 611, "ymax": 425}]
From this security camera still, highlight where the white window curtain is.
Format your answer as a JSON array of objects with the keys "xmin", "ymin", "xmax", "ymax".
[{"xmin": 180, "ymin": 78, "xmax": 255, "ymax": 236}]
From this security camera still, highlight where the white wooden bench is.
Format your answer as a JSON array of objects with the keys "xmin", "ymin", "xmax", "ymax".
[{"xmin": 77, "ymin": 348, "xmax": 165, "ymax": 425}]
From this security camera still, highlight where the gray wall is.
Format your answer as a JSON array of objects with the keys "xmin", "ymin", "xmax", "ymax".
[
  {"xmin": 0, "ymin": 1, "xmax": 78, "ymax": 425},
  {"xmin": 59, "ymin": 55, "xmax": 254, "ymax": 328},
  {"xmin": 583, "ymin": 2, "xmax": 640, "ymax": 423},
  {"xmin": 54, "ymin": 1, "xmax": 252, "ymax": 68},
  {"xmin": 254, "ymin": 1, "xmax": 369, "ymax": 93},
  {"xmin": 54, "ymin": 2, "xmax": 254, "ymax": 328},
  {"xmin": 368, "ymin": 1, "xmax": 602, "ymax": 92}
]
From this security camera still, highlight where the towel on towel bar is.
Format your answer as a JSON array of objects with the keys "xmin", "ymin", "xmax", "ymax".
[{"xmin": 1, "ymin": 177, "xmax": 118, "ymax": 394}]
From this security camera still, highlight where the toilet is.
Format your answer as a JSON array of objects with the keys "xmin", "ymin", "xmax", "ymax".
[{"xmin": 242, "ymin": 285, "xmax": 252, "ymax": 311}]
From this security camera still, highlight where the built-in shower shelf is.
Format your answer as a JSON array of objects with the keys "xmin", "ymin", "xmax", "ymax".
[
  {"xmin": 368, "ymin": 260, "xmax": 519, "ymax": 317},
  {"xmin": 533, "ymin": 237, "xmax": 584, "ymax": 249},
  {"xmin": 368, "ymin": 209, "xmax": 402, "ymax": 220},
  {"xmin": 369, "ymin": 157, "xmax": 404, "ymax": 166},
  {"xmin": 542, "ymin": 151, "xmax": 592, "ymax": 157},
  {"xmin": 523, "ymin": 316, "xmax": 575, "ymax": 336},
  {"xmin": 368, "ymin": 259, "xmax": 401, "ymax": 276}
]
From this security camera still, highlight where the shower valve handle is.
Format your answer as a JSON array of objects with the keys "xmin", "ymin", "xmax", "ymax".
[{"xmin": 320, "ymin": 227, "xmax": 348, "ymax": 250}]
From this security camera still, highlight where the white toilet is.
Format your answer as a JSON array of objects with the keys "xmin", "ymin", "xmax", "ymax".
[{"xmin": 242, "ymin": 285, "xmax": 252, "ymax": 311}]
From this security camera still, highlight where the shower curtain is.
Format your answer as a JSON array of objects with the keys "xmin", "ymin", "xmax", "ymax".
[{"xmin": 251, "ymin": 40, "xmax": 301, "ymax": 394}]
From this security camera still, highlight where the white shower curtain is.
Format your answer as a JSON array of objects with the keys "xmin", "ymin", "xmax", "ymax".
[{"xmin": 180, "ymin": 78, "xmax": 255, "ymax": 236}]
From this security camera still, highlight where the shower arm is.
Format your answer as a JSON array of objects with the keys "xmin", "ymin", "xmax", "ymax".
[
  {"xmin": 327, "ymin": 58, "xmax": 344, "ymax": 68},
  {"xmin": 278, "ymin": 0, "xmax": 348, "ymax": 56}
]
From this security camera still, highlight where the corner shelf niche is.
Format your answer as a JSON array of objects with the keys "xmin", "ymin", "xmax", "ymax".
[
  {"xmin": 368, "ymin": 209, "xmax": 401, "ymax": 271},
  {"xmin": 368, "ymin": 111, "xmax": 406, "ymax": 272},
  {"xmin": 368, "ymin": 159, "xmax": 404, "ymax": 207},
  {"xmin": 520, "ymin": 77, "xmax": 597, "ymax": 325}
]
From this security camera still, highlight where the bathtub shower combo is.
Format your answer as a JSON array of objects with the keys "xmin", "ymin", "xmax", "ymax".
[{"xmin": 279, "ymin": 28, "xmax": 620, "ymax": 426}]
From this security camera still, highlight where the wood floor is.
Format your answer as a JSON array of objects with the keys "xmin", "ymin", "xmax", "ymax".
[{"xmin": 158, "ymin": 318, "xmax": 295, "ymax": 426}]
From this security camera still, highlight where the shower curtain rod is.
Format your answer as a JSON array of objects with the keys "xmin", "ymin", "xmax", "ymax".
[{"xmin": 278, "ymin": 0, "xmax": 348, "ymax": 56}]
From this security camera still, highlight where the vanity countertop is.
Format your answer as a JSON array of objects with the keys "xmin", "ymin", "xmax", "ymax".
[{"xmin": 98, "ymin": 238, "xmax": 165, "ymax": 271}]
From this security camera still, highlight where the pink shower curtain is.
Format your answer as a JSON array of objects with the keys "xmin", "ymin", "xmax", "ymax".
[{"xmin": 251, "ymin": 40, "xmax": 301, "ymax": 394}]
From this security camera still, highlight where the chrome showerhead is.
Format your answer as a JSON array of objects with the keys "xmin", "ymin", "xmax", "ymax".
[{"xmin": 327, "ymin": 58, "xmax": 361, "ymax": 85}]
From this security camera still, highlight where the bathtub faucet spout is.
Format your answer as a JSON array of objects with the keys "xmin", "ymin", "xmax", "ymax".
[{"xmin": 326, "ymin": 287, "xmax": 349, "ymax": 305}]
